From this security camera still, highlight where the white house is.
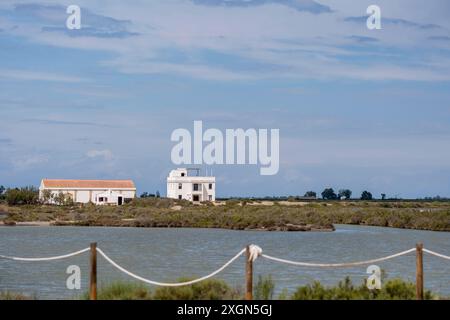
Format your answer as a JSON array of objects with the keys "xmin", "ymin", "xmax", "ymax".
[
  {"xmin": 39, "ymin": 179, "xmax": 136, "ymax": 205},
  {"xmin": 167, "ymin": 168, "xmax": 215, "ymax": 202}
]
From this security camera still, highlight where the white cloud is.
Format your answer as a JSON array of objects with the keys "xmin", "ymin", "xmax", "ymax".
[
  {"xmin": 1, "ymin": 0, "xmax": 450, "ymax": 81},
  {"xmin": 0, "ymin": 69, "xmax": 88, "ymax": 83},
  {"xmin": 86, "ymin": 149, "xmax": 114, "ymax": 160},
  {"xmin": 13, "ymin": 154, "xmax": 49, "ymax": 170}
]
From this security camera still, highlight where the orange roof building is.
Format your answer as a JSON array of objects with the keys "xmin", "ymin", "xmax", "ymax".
[{"xmin": 39, "ymin": 179, "xmax": 136, "ymax": 205}]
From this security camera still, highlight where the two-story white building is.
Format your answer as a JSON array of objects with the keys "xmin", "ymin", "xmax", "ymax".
[
  {"xmin": 167, "ymin": 168, "xmax": 215, "ymax": 202},
  {"xmin": 39, "ymin": 179, "xmax": 136, "ymax": 205}
]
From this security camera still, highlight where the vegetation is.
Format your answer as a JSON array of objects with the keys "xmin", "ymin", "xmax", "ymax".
[
  {"xmin": 321, "ymin": 188, "xmax": 338, "ymax": 200},
  {"xmin": 76, "ymin": 276, "xmax": 439, "ymax": 300},
  {"xmin": 0, "ymin": 185, "xmax": 6, "ymax": 201},
  {"xmin": 254, "ymin": 275, "xmax": 275, "ymax": 300},
  {"xmin": 0, "ymin": 291, "xmax": 34, "ymax": 300},
  {"xmin": 81, "ymin": 282, "xmax": 152, "ymax": 300},
  {"xmin": 5, "ymin": 186, "xmax": 39, "ymax": 206},
  {"xmin": 338, "ymin": 189, "xmax": 352, "ymax": 200},
  {"xmin": 81, "ymin": 279, "xmax": 241, "ymax": 300},
  {"xmin": 1, "ymin": 197, "xmax": 450, "ymax": 231},
  {"xmin": 2, "ymin": 276, "xmax": 445, "ymax": 300},
  {"xmin": 53, "ymin": 192, "xmax": 74, "ymax": 206},
  {"xmin": 304, "ymin": 191, "xmax": 316, "ymax": 198},
  {"xmin": 140, "ymin": 191, "xmax": 161, "ymax": 198},
  {"xmin": 290, "ymin": 277, "xmax": 435, "ymax": 300},
  {"xmin": 361, "ymin": 191, "xmax": 373, "ymax": 201},
  {"xmin": 152, "ymin": 278, "xmax": 241, "ymax": 300}
]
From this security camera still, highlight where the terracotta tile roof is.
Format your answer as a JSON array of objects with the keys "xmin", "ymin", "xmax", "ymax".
[{"xmin": 42, "ymin": 179, "xmax": 135, "ymax": 189}]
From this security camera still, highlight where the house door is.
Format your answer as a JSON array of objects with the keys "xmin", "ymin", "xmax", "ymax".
[{"xmin": 118, "ymin": 196, "xmax": 123, "ymax": 205}]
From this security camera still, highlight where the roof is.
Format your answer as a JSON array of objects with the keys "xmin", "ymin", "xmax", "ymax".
[{"xmin": 41, "ymin": 179, "xmax": 136, "ymax": 189}]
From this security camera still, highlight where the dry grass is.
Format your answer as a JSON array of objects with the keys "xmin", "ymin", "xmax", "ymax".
[{"xmin": 1, "ymin": 199, "xmax": 449, "ymax": 231}]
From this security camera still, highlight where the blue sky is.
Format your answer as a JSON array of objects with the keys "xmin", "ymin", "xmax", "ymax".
[{"xmin": 1, "ymin": 0, "xmax": 450, "ymax": 198}]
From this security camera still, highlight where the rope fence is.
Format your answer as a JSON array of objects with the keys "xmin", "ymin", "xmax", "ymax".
[
  {"xmin": 260, "ymin": 248, "xmax": 417, "ymax": 268},
  {"xmin": 96, "ymin": 247, "xmax": 246, "ymax": 287},
  {"xmin": 0, "ymin": 247, "xmax": 90, "ymax": 261},
  {"xmin": 423, "ymin": 248, "xmax": 450, "ymax": 261},
  {"xmin": 0, "ymin": 243, "xmax": 449, "ymax": 300}
]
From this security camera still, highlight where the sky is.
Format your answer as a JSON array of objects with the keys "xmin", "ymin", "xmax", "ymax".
[{"xmin": 0, "ymin": 0, "xmax": 450, "ymax": 198}]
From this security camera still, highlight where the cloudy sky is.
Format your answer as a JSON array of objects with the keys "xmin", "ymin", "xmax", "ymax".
[{"xmin": 1, "ymin": 0, "xmax": 450, "ymax": 198}]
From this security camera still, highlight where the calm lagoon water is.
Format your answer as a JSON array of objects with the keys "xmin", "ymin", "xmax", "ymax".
[{"xmin": 0, "ymin": 224, "xmax": 449, "ymax": 299}]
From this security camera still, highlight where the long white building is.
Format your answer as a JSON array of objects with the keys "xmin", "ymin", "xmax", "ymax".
[
  {"xmin": 167, "ymin": 168, "xmax": 215, "ymax": 202},
  {"xmin": 39, "ymin": 179, "xmax": 136, "ymax": 205}
]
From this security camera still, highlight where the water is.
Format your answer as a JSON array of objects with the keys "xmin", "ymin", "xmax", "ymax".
[{"xmin": 0, "ymin": 225, "xmax": 449, "ymax": 299}]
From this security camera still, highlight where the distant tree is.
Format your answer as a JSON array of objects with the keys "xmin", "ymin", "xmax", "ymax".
[
  {"xmin": 156, "ymin": 190, "xmax": 161, "ymax": 198},
  {"xmin": 304, "ymin": 191, "xmax": 317, "ymax": 198},
  {"xmin": 0, "ymin": 185, "xmax": 5, "ymax": 201},
  {"xmin": 381, "ymin": 193, "xmax": 386, "ymax": 200},
  {"xmin": 41, "ymin": 189, "xmax": 54, "ymax": 204},
  {"xmin": 54, "ymin": 192, "xmax": 65, "ymax": 206},
  {"xmin": 54, "ymin": 192, "xmax": 73, "ymax": 206},
  {"xmin": 361, "ymin": 191, "xmax": 373, "ymax": 200},
  {"xmin": 321, "ymin": 188, "xmax": 337, "ymax": 200},
  {"xmin": 5, "ymin": 186, "xmax": 39, "ymax": 206},
  {"xmin": 338, "ymin": 189, "xmax": 352, "ymax": 200},
  {"xmin": 140, "ymin": 192, "xmax": 149, "ymax": 198}
]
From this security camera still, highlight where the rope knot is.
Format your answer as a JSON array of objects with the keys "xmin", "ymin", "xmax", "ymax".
[{"xmin": 248, "ymin": 244, "xmax": 262, "ymax": 262}]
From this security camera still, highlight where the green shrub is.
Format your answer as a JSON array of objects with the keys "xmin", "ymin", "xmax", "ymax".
[
  {"xmin": 5, "ymin": 186, "xmax": 39, "ymax": 206},
  {"xmin": 82, "ymin": 282, "xmax": 152, "ymax": 300},
  {"xmin": 153, "ymin": 278, "xmax": 241, "ymax": 300},
  {"xmin": 254, "ymin": 275, "xmax": 275, "ymax": 300},
  {"xmin": 82, "ymin": 279, "xmax": 242, "ymax": 300},
  {"xmin": 290, "ymin": 277, "xmax": 435, "ymax": 300}
]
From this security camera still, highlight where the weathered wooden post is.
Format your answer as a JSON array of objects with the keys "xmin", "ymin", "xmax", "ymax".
[
  {"xmin": 245, "ymin": 245, "xmax": 253, "ymax": 300},
  {"xmin": 90, "ymin": 242, "xmax": 97, "ymax": 300},
  {"xmin": 416, "ymin": 242, "xmax": 424, "ymax": 300}
]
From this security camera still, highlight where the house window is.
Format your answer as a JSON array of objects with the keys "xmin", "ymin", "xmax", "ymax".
[
  {"xmin": 178, "ymin": 183, "xmax": 182, "ymax": 190},
  {"xmin": 181, "ymin": 173, "xmax": 185, "ymax": 177},
  {"xmin": 193, "ymin": 184, "xmax": 199, "ymax": 191},
  {"xmin": 209, "ymin": 195, "xmax": 212, "ymax": 201},
  {"xmin": 178, "ymin": 195, "xmax": 182, "ymax": 200},
  {"xmin": 193, "ymin": 195, "xmax": 200, "ymax": 202},
  {"xmin": 209, "ymin": 183, "xmax": 213, "ymax": 190}
]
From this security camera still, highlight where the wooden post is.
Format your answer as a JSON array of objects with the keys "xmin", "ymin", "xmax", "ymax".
[
  {"xmin": 245, "ymin": 245, "xmax": 253, "ymax": 300},
  {"xmin": 90, "ymin": 242, "xmax": 97, "ymax": 300},
  {"xmin": 416, "ymin": 242, "xmax": 424, "ymax": 300}
]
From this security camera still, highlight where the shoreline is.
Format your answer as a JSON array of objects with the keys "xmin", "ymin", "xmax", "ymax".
[
  {"xmin": 2, "ymin": 220, "xmax": 450, "ymax": 233},
  {"xmin": 0, "ymin": 221, "xmax": 52, "ymax": 227},
  {"xmin": 2, "ymin": 220, "xmax": 449, "ymax": 233},
  {"xmin": 0, "ymin": 220, "xmax": 336, "ymax": 232}
]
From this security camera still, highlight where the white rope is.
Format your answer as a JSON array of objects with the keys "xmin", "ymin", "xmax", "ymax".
[
  {"xmin": 423, "ymin": 249, "xmax": 450, "ymax": 260},
  {"xmin": 0, "ymin": 248, "xmax": 90, "ymax": 261},
  {"xmin": 96, "ymin": 247, "xmax": 246, "ymax": 287},
  {"xmin": 261, "ymin": 248, "xmax": 416, "ymax": 268}
]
